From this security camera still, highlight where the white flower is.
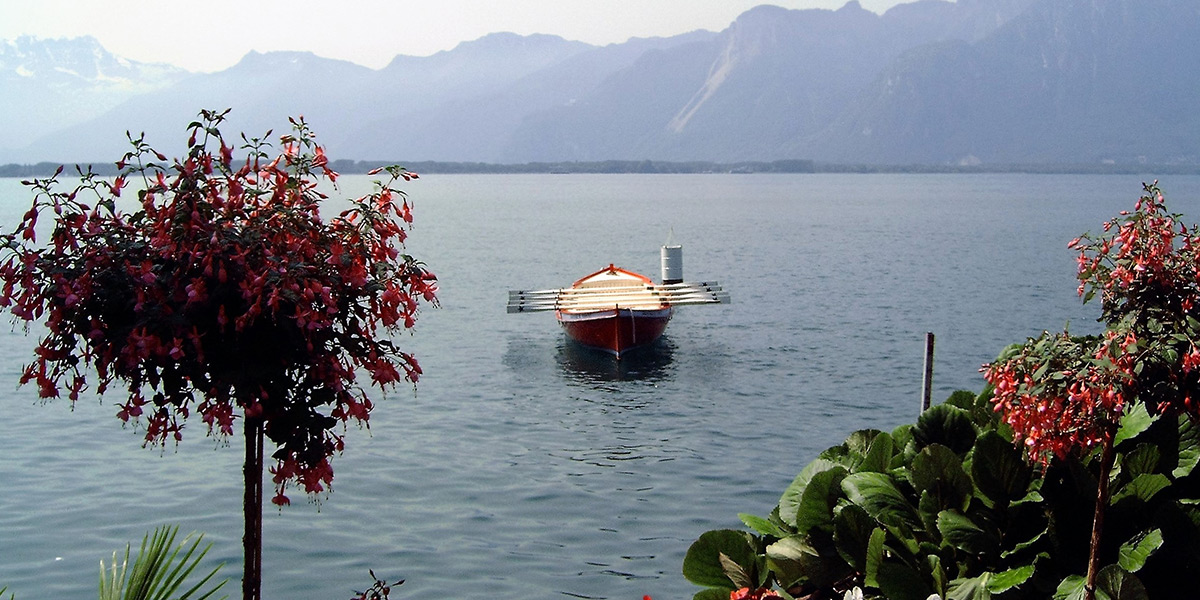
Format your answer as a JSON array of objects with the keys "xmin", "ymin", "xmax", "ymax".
[{"xmin": 843, "ymin": 588, "xmax": 864, "ymax": 600}]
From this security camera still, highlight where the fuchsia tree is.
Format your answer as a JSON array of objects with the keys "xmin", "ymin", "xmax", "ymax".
[
  {"xmin": 984, "ymin": 182, "xmax": 1200, "ymax": 600},
  {"xmin": 0, "ymin": 109, "xmax": 437, "ymax": 600}
]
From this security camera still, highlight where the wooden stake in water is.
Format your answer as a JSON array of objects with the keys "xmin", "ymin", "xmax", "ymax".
[{"xmin": 921, "ymin": 332, "xmax": 935, "ymax": 415}]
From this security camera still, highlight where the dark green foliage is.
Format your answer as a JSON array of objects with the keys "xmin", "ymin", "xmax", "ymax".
[{"xmin": 684, "ymin": 390, "xmax": 1200, "ymax": 600}]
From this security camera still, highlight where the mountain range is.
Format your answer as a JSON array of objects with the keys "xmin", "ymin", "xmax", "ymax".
[{"xmin": 2, "ymin": 0, "xmax": 1198, "ymax": 167}]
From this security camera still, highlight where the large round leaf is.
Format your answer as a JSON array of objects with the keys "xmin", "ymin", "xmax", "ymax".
[
  {"xmin": 1053, "ymin": 567, "xmax": 1149, "ymax": 600},
  {"xmin": 1114, "ymin": 402, "xmax": 1154, "ymax": 447},
  {"xmin": 972, "ymin": 431, "xmax": 1032, "ymax": 505},
  {"xmin": 779, "ymin": 458, "xmax": 843, "ymax": 528},
  {"xmin": 1098, "ymin": 565, "xmax": 1150, "ymax": 600},
  {"xmin": 948, "ymin": 573, "xmax": 993, "ymax": 600},
  {"xmin": 988, "ymin": 564, "xmax": 1036, "ymax": 594},
  {"xmin": 890, "ymin": 424, "xmax": 917, "ymax": 467},
  {"xmin": 937, "ymin": 510, "xmax": 1000, "ymax": 557},
  {"xmin": 944, "ymin": 390, "xmax": 980, "ymax": 411},
  {"xmin": 946, "ymin": 389, "xmax": 1002, "ymax": 429},
  {"xmin": 842, "ymin": 429, "xmax": 885, "ymax": 457},
  {"xmin": 1174, "ymin": 415, "xmax": 1200, "ymax": 478},
  {"xmin": 1118, "ymin": 529, "xmax": 1163, "ymax": 573},
  {"xmin": 912, "ymin": 444, "xmax": 973, "ymax": 513},
  {"xmin": 767, "ymin": 534, "xmax": 853, "ymax": 589},
  {"xmin": 683, "ymin": 529, "xmax": 758, "ymax": 589},
  {"xmin": 913, "ymin": 404, "xmax": 978, "ymax": 454},
  {"xmin": 1118, "ymin": 443, "xmax": 1161, "ymax": 479},
  {"xmin": 795, "ymin": 466, "xmax": 848, "ymax": 534},
  {"xmin": 841, "ymin": 472, "xmax": 920, "ymax": 531},
  {"xmin": 857, "ymin": 431, "xmax": 896, "ymax": 474},
  {"xmin": 1053, "ymin": 575, "xmax": 1087, "ymax": 600},
  {"xmin": 1110, "ymin": 473, "xmax": 1170, "ymax": 506},
  {"xmin": 833, "ymin": 504, "xmax": 875, "ymax": 570}
]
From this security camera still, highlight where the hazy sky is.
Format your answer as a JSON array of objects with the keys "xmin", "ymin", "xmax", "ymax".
[{"xmin": 2, "ymin": 0, "xmax": 922, "ymax": 72}]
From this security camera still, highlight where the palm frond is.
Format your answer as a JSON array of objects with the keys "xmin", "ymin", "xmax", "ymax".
[{"xmin": 98, "ymin": 525, "xmax": 228, "ymax": 600}]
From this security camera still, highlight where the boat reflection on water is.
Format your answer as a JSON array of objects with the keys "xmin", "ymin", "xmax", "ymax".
[{"xmin": 556, "ymin": 335, "xmax": 675, "ymax": 384}]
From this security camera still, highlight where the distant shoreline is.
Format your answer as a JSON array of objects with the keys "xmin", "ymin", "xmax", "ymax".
[{"xmin": 4, "ymin": 158, "xmax": 1199, "ymax": 178}]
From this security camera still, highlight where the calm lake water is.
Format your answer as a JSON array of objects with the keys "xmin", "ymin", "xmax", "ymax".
[{"xmin": 2, "ymin": 172, "xmax": 1200, "ymax": 599}]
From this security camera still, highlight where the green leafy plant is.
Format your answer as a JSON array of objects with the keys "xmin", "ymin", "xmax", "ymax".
[
  {"xmin": 98, "ymin": 525, "xmax": 227, "ymax": 600},
  {"xmin": 685, "ymin": 390, "xmax": 1199, "ymax": 600},
  {"xmin": 686, "ymin": 185, "xmax": 1200, "ymax": 600},
  {"xmin": 985, "ymin": 182, "xmax": 1200, "ymax": 599},
  {"xmin": 0, "ymin": 110, "xmax": 437, "ymax": 599}
]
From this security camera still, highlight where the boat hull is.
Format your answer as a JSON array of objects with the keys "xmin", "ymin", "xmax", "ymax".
[{"xmin": 556, "ymin": 306, "xmax": 673, "ymax": 358}]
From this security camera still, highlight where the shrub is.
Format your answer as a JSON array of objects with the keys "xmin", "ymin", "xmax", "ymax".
[
  {"xmin": 686, "ymin": 184, "xmax": 1200, "ymax": 600},
  {"xmin": 685, "ymin": 390, "xmax": 1199, "ymax": 599}
]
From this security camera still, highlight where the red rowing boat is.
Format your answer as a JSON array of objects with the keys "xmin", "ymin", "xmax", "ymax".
[
  {"xmin": 554, "ymin": 265, "xmax": 675, "ymax": 357},
  {"xmin": 507, "ymin": 245, "xmax": 729, "ymax": 358}
]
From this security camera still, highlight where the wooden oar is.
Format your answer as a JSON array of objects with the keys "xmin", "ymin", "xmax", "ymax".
[
  {"xmin": 508, "ymin": 298, "xmax": 725, "ymax": 313},
  {"xmin": 507, "ymin": 286, "xmax": 729, "ymax": 313},
  {"xmin": 509, "ymin": 287, "xmax": 723, "ymax": 304},
  {"xmin": 513, "ymin": 298, "xmax": 714, "ymax": 311},
  {"xmin": 508, "ymin": 281, "xmax": 723, "ymax": 299},
  {"xmin": 551, "ymin": 290, "xmax": 722, "ymax": 303}
]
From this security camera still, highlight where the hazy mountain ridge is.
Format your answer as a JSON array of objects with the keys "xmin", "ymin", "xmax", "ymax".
[
  {"xmin": 343, "ymin": 33, "xmax": 713, "ymax": 161},
  {"xmin": 2, "ymin": 32, "xmax": 615, "ymax": 163},
  {"xmin": 0, "ymin": 36, "xmax": 191, "ymax": 155},
  {"xmin": 4, "ymin": 0, "xmax": 1198, "ymax": 166},
  {"xmin": 504, "ymin": 0, "xmax": 1042, "ymax": 162},
  {"xmin": 812, "ymin": 0, "xmax": 1200, "ymax": 164}
]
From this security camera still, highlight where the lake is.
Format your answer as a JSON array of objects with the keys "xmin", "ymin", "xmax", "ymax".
[{"xmin": 2, "ymin": 172, "xmax": 1199, "ymax": 599}]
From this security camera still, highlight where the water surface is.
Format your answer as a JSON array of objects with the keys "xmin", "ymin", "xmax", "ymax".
[{"xmin": 2, "ymin": 173, "xmax": 1199, "ymax": 599}]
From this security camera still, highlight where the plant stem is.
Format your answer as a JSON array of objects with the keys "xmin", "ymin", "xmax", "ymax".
[
  {"xmin": 1084, "ymin": 431, "xmax": 1116, "ymax": 600},
  {"xmin": 244, "ymin": 416, "xmax": 264, "ymax": 600}
]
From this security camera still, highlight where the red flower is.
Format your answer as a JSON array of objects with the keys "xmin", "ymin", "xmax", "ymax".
[
  {"xmin": 730, "ymin": 588, "xmax": 783, "ymax": 600},
  {"xmin": 0, "ymin": 110, "xmax": 438, "ymax": 506},
  {"xmin": 986, "ymin": 182, "xmax": 1200, "ymax": 466}
]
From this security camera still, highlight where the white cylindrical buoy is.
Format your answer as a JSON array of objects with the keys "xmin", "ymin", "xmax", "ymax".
[{"xmin": 661, "ymin": 244, "xmax": 683, "ymax": 284}]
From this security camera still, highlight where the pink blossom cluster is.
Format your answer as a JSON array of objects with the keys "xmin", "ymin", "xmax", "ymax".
[
  {"xmin": 1071, "ymin": 184, "xmax": 1198, "ymax": 308},
  {"xmin": 985, "ymin": 182, "xmax": 1200, "ymax": 464},
  {"xmin": 984, "ymin": 332, "xmax": 1130, "ymax": 465}
]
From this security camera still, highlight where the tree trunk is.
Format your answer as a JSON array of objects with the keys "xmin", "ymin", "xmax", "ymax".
[
  {"xmin": 243, "ymin": 417, "xmax": 264, "ymax": 600},
  {"xmin": 1084, "ymin": 432, "xmax": 1116, "ymax": 600}
]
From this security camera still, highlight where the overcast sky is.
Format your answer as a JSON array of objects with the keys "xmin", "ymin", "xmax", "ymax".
[{"xmin": 2, "ymin": 0, "xmax": 923, "ymax": 72}]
